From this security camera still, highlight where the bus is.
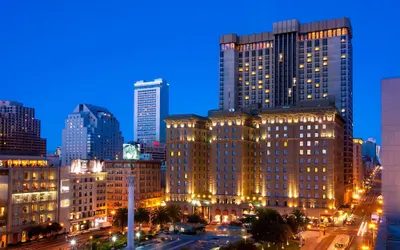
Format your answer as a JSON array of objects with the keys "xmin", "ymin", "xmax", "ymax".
[{"xmin": 327, "ymin": 234, "xmax": 351, "ymax": 250}]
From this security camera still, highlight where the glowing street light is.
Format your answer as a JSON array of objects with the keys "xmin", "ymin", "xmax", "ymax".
[
  {"xmin": 369, "ymin": 223, "xmax": 376, "ymax": 229},
  {"xmin": 377, "ymin": 209, "xmax": 382, "ymax": 214},
  {"xmin": 243, "ymin": 235, "xmax": 247, "ymax": 243},
  {"xmin": 361, "ymin": 246, "xmax": 369, "ymax": 250},
  {"xmin": 70, "ymin": 239, "xmax": 76, "ymax": 249},
  {"xmin": 112, "ymin": 236, "xmax": 117, "ymax": 242}
]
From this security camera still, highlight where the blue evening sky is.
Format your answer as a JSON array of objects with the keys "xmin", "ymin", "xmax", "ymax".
[{"xmin": 1, "ymin": 0, "xmax": 398, "ymax": 151}]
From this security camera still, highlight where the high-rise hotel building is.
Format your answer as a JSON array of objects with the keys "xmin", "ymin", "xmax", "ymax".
[
  {"xmin": 62, "ymin": 104, "xmax": 124, "ymax": 166},
  {"xmin": 134, "ymin": 79, "xmax": 169, "ymax": 143},
  {"xmin": 165, "ymin": 100, "xmax": 344, "ymax": 222},
  {"xmin": 219, "ymin": 18, "xmax": 353, "ymax": 197}
]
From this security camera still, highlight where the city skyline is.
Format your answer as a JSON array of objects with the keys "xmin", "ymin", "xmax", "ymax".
[{"xmin": 1, "ymin": 1, "xmax": 397, "ymax": 151}]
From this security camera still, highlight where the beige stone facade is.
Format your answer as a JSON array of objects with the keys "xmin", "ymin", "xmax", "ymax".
[
  {"xmin": 105, "ymin": 160, "xmax": 163, "ymax": 212},
  {"xmin": 165, "ymin": 100, "xmax": 344, "ymax": 222},
  {"xmin": 353, "ymin": 138, "xmax": 364, "ymax": 191},
  {"xmin": 0, "ymin": 157, "xmax": 58, "ymax": 246}
]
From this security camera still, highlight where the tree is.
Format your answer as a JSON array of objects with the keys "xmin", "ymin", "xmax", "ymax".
[
  {"xmin": 250, "ymin": 208, "xmax": 285, "ymax": 244},
  {"xmin": 28, "ymin": 225, "xmax": 47, "ymax": 239},
  {"xmin": 151, "ymin": 207, "xmax": 170, "ymax": 226},
  {"xmin": 219, "ymin": 239, "xmax": 258, "ymax": 250},
  {"xmin": 186, "ymin": 213, "xmax": 206, "ymax": 224},
  {"xmin": 47, "ymin": 222, "xmax": 63, "ymax": 235},
  {"xmin": 166, "ymin": 204, "xmax": 182, "ymax": 223},
  {"xmin": 115, "ymin": 208, "xmax": 129, "ymax": 231},
  {"xmin": 290, "ymin": 209, "xmax": 309, "ymax": 231},
  {"xmin": 135, "ymin": 207, "xmax": 150, "ymax": 225}
]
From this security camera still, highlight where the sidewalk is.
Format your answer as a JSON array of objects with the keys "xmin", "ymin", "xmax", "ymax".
[{"xmin": 301, "ymin": 230, "xmax": 330, "ymax": 250}]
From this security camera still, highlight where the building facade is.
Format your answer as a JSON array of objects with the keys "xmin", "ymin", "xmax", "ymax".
[
  {"xmin": 139, "ymin": 141, "xmax": 166, "ymax": 162},
  {"xmin": 134, "ymin": 79, "xmax": 169, "ymax": 143},
  {"xmin": 58, "ymin": 159, "xmax": 108, "ymax": 233},
  {"xmin": 352, "ymin": 138, "xmax": 364, "ymax": 191},
  {"xmin": 61, "ymin": 104, "xmax": 124, "ymax": 166},
  {"xmin": 105, "ymin": 160, "xmax": 163, "ymax": 212},
  {"xmin": 0, "ymin": 157, "xmax": 58, "ymax": 246},
  {"xmin": 219, "ymin": 17, "xmax": 353, "ymax": 198},
  {"xmin": 165, "ymin": 100, "xmax": 344, "ymax": 222},
  {"xmin": 0, "ymin": 101, "xmax": 46, "ymax": 156}
]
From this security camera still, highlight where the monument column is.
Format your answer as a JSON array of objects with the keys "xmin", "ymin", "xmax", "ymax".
[{"xmin": 126, "ymin": 175, "xmax": 135, "ymax": 250}]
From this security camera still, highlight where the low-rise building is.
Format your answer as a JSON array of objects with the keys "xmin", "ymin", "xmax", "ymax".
[
  {"xmin": 105, "ymin": 160, "xmax": 163, "ymax": 213},
  {"xmin": 58, "ymin": 160, "xmax": 107, "ymax": 233},
  {"xmin": 0, "ymin": 156, "xmax": 58, "ymax": 246}
]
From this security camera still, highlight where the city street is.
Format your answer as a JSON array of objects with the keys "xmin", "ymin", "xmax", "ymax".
[{"xmin": 308, "ymin": 169, "xmax": 382, "ymax": 250}]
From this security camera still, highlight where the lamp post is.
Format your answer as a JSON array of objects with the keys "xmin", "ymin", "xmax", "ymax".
[
  {"xmin": 136, "ymin": 232, "xmax": 140, "ymax": 245},
  {"xmin": 70, "ymin": 239, "xmax": 76, "ymax": 250},
  {"xmin": 112, "ymin": 236, "xmax": 117, "ymax": 249}
]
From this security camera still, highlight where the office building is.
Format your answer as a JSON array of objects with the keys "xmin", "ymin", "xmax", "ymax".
[
  {"xmin": 61, "ymin": 104, "xmax": 124, "ymax": 166},
  {"xmin": 105, "ymin": 160, "xmax": 163, "ymax": 212},
  {"xmin": 139, "ymin": 141, "xmax": 166, "ymax": 162},
  {"xmin": 376, "ymin": 77, "xmax": 400, "ymax": 249},
  {"xmin": 362, "ymin": 138, "xmax": 380, "ymax": 165},
  {"xmin": 165, "ymin": 100, "xmax": 344, "ymax": 222},
  {"xmin": 0, "ymin": 101, "xmax": 46, "ymax": 156},
  {"xmin": 134, "ymin": 79, "xmax": 169, "ymax": 143},
  {"xmin": 0, "ymin": 157, "xmax": 58, "ymax": 246},
  {"xmin": 219, "ymin": 17, "xmax": 353, "ymax": 199},
  {"xmin": 352, "ymin": 138, "xmax": 364, "ymax": 191},
  {"xmin": 58, "ymin": 159, "xmax": 107, "ymax": 233}
]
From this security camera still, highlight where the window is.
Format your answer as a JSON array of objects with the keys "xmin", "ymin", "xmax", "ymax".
[
  {"xmin": 322, "ymin": 124, "xmax": 326, "ymax": 129},
  {"xmin": 300, "ymin": 125, "xmax": 304, "ymax": 130},
  {"xmin": 300, "ymin": 133, "xmax": 304, "ymax": 138},
  {"xmin": 307, "ymin": 125, "xmax": 311, "ymax": 130},
  {"xmin": 315, "ymin": 133, "xmax": 319, "ymax": 137},
  {"xmin": 314, "ymin": 168, "xmax": 318, "ymax": 173},
  {"xmin": 275, "ymin": 175, "xmax": 279, "ymax": 180},
  {"xmin": 307, "ymin": 167, "xmax": 311, "ymax": 172},
  {"xmin": 300, "ymin": 141, "xmax": 304, "ymax": 146},
  {"xmin": 322, "ymin": 167, "xmax": 326, "ymax": 172},
  {"xmin": 307, "ymin": 141, "xmax": 311, "ymax": 146},
  {"xmin": 300, "ymin": 150, "xmax": 304, "ymax": 155},
  {"xmin": 275, "ymin": 167, "xmax": 279, "ymax": 172},
  {"xmin": 284, "ymin": 126, "xmax": 287, "ymax": 131},
  {"xmin": 275, "ymin": 184, "xmax": 279, "ymax": 189},
  {"xmin": 307, "ymin": 150, "xmax": 311, "ymax": 155},
  {"xmin": 276, "ymin": 126, "xmax": 279, "ymax": 131},
  {"xmin": 322, "ymin": 149, "xmax": 327, "ymax": 154}
]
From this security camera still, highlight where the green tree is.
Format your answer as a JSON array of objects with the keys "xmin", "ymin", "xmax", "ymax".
[
  {"xmin": 186, "ymin": 213, "xmax": 207, "ymax": 224},
  {"xmin": 219, "ymin": 239, "xmax": 258, "ymax": 250},
  {"xmin": 135, "ymin": 207, "xmax": 150, "ymax": 225},
  {"xmin": 47, "ymin": 222, "xmax": 63, "ymax": 235},
  {"xmin": 151, "ymin": 207, "xmax": 170, "ymax": 226},
  {"xmin": 290, "ymin": 208, "xmax": 309, "ymax": 231},
  {"xmin": 250, "ymin": 208, "xmax": 285, "ymax": 244},
  {"xmin": 166, "ymin": 204, "xmax": 182, "ymax": 223},
  {"xmin": 28, "ymin": 225, "xmax": 47, "ymax": 239},
  {"xmin": 115, "ymin": 208, "xmax": 129, "ymax": 231}
]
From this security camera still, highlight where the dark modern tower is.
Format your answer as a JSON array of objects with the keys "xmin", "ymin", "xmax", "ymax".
[
  {"xmin": 219, "ymin": 17, "xmax": 353, "ymax": 200},
  {"xmin": 0, "ymin": 100, "xmax": 46, "ymax": 156}
]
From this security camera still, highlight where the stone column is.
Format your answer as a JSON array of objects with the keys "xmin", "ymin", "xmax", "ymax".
[{"xmin": 126, "ymin": 175, "xmax": 135, "ymax": 250}]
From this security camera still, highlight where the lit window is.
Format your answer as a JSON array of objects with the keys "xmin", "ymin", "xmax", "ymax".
[
  {"xmin": 265, "ymin": 89, "xmax": 270, "ymax": 93},
  {"xmin": 258, "ymin": 66, "xmax": 262, "ymax": 70},
  {"xmin": 322, "ymin": 124, "xmax": 326, "ymax": 129},
  {"xmin": 341, "ymin": 55, "xmax": 346, "ymax": 59},
  {"xmin": 315, "ymin": 47, "xmax": 320, "ymax": 51},
  {"xmin": 323, "ymin": 168, "xmax": 326, "ymax": 172},
  {"xmin": 245, "ymin": 63, "xmax": 249, "ymax": 66},
  {"xmin": 265, "ymin": 75, "xmax": 270, "ymax": 79},
  {"xmin": 307, "ymin": 53, "xmax": 312, "ymax": 57},
  {"xmin": 245, "ymin": 82, "xmax": 250, "ymax": 85},
  {"xmin": 307, "ymin": 150, "xmax": 311, "ymax": 155},
  {"xmin": 323, "ymin": 57, "xmax": 328, "ymax": 61},
  {"xmin": 323, "ymin": 93, "xmax": 328, "ymax": 98},
  {"xmin": 258, "ymin": 56, "xmax": 262, "ymax": 60},
  {"xmin": 307, "ymin": 58, "xmax": 312, "ymax": 62},
  {"xmin": 258, "ymin": 80, "xmax": 263, "ymax": 84},
  {"xmin": 307, "ymin": 95, "xmax": 312, "ymax": 99},
  {"xmin": 315, "ymin": 68, "xmax": 320, "ymax": 72},
  {"xmin": 341, "ymin": 108, "xmax": 345, "ymax": 112},
  {"xmin": 307, "ymin": 79, "xmax": 312, "ymax": 83},
  {"xmin": 238, "ymin": 68, "xmax": 243, "ymax": 72},
  {"xmin": 307, "ymin": 141, "xmax": 311, "ymax": 146},
  {"xmin": 322, "ymin": 149, "xmax": 327, "ymax": 154},
  {"xmin": 323, "ymin": 62, "xmax": 328, "ymax": 66},
  {"xmin": 299, "ymin": 64, "xmax": 304, "ymax": 69},
  {"xmin": 307, "ymin": 167, "xmax": 310, "ymax": 172},
  {"xmin": 245, "ymin": 96, "xmax": 249, "ymax": 100},
  {"xmin": 252, "ymin": 71, "xmax": 256, "ymax": 75},
  {"xmin": 300, "ymin": 141, "xmax": 304, "ymax": 146},
  {"xmin": 170, "ymin": 152, "xmax": 174, "ymax": 156},
  {"xmin": 258, "ymin": 85, "xmax": 262, "ymax": 89},
  {"xmin": 300, "ymin": 150, "xmax": 304, "ymax": 155},
  {"xmin": 314, "ymin": 168, "xmax": 318, "ymax": 173},
  {"xmin": 316, "ymin": 84, "xmax": 320, "ymax": 88},
  {"xmin": 322, "ymin": 185, "xmax": 326, "ymax": 190},
  {"xmin": 284, "ymin": 141, "xmax": 288, "ymax": 147},
  {"xmin": 307, "ymin": 125, "xmax": 311, "ymax": 130},
  {"xmin": 265, "ymin": 99, "xmax": 270, "ymax": 103}
]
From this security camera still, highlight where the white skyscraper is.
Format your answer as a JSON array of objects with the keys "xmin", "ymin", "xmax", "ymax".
[
  {"xmin": 62, "ymin": 104, "xmax": 124, "ymax": 166},
  {"xmin": 134, "ymin": 78, "xmax": 169, "ymax": 142}
]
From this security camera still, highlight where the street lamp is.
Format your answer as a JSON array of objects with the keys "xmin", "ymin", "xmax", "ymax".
[
  {"xmin": 70, "ymin": 239, "xmax": 76, "ymax": 250},
  {"xmin": 243, "ymin": 235, "xmax": 247, "ymax": 243},
  {"xmin": 112, "ymin": 236, "xmax": 117, "ymax": 248},
  {"xmin": 136, "ymin": 232, "xmax": 140, "ymax": 245}
]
